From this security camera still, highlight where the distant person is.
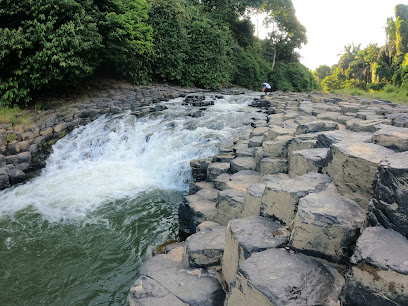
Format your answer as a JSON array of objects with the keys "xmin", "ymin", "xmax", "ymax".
[{"xmin": 262, "ymin": 83, "xmax": 272, "ymax": 95}]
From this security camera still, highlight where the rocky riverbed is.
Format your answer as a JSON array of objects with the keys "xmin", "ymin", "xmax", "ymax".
[
  {"xmin": 129, "ymin": 91, "xmax": 408, "ymax": 305},
  {"xmin": 1, "ymin": 84, "xmax": 408, "ymax": 305}
]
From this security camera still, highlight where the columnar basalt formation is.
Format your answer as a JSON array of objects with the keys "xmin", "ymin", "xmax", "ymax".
[{"xmin": 129, "ymin": 91, "xmax": 408, "ymax": 306}]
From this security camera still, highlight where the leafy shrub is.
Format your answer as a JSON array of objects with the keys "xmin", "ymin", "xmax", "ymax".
[
  {"xmin": 270, "ymin": 62, "xmax": 318, "ymax": 92},
  {"xmin": 0, "ymin": 0, "xmax": 103, "ymax": 106},
  {"xmin": 367, "ymin": 82, "xmax": 387, "ymax": 91}
]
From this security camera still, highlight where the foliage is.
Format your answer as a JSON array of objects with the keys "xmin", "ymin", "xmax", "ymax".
[
  {"xmin": 270, "ymin": 62, "xmax": 318, "ymax": 92},
  {"xmin": 0, "ymin": 106, "xmax": 30, "ymax": 126},
  {"xmin": 0, "ymin": 0, "xmax": 102, "ymax": 106}
]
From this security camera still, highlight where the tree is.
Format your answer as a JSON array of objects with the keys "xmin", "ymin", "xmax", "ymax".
[{"xmin": 313, "ymin": 65, "xmax": 333, "ymax": 83}]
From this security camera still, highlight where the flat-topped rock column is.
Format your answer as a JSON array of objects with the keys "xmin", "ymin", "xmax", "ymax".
[
  {"xmin": 222, "ymin": 216, "xmax": 289, "ymax": 288},
  {"xmin": 225, "ymin": 248, "xmax": 344, "ymax": 305},
  {"xmin": 341, "ymin": 227, "xmax": 408, "ymax": 305},
  {"xmin": 289, "ymin": 192, "xmax": 366, "ymax": 263},
  {"xmin": 261, "ymin": 173, "xmax": 337, "ymax": 225}
]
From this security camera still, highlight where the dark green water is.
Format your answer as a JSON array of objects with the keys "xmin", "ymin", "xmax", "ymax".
[{"xmin": 0, "ymin": 190, "xmax": 181, "ymax": 305}]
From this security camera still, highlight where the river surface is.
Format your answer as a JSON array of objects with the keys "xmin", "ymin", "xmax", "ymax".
[{"xmin": 0, "ymin": 93, "xmax": 264, "ymax": 305}]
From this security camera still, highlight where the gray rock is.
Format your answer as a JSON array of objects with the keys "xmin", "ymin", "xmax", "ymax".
[
  {"xmin": 316, "ymin": 130, "xmax": 372, "ymax": 148},
  {"xmin": 226, "ymin": 248, "xmax": 344, "ymax": 306},
  {"xmin": 215, "ymin": 189, "xmax": 246, "ymax": 225},
  {"xmin": 212, "ymin": 152, "xmax": 235, "ymax": 163},
  {"xmin": 186, "ymin": 223, "xmax": 226, "ymax": 268},
  {"xmin": 0, "ymin": 154, "xmax": 5, "ymax": 167},
  {"xmin": 325, "ymin": 141, "xmax": 396, "ymax": 209},
  {"xmin": 372, "ymin": 125, "xmax": 408, "ymax": 152},
  {"xmin": 17, "ymin": 151, "xmax": 31, "ymax": 163},
  {"xmin": 288, "ymin": 148, "xmax": 328, "ymax": 178},
  {"xmin": 190, "ymin": 158, "xmax": 212, "ymax": 182},
  {"xmin": 341, "ymin": 227, "xmax": 408, "ymax": 306},
  {"xmin": 248, "ymin": 136, "xmax": 263, "ymax": 148},
  {"xmin": 207, "ymin": 162, "xmax": 230, "ymax": 181},
  {"xmin": 230, "ymin": 157, "xmax": 256, "ymax": 174},
  {"xmin": 189, "ymin": 181, "xmax": 215, "ymax": 195},
  {"xmin": 213, "ymin": 173, "xmax": 231, "ymax": 191},
  {"xmin": 179, "ymin": 189, "xmax": 218, "ymax": 234},
  {"xmin": 370, "ymin": 152, "xmax": 408, "ymax": 237},
  {"xmin": 261, "ymin": 173, "xmax": 337, "ymax": 225},
  {"xmin": 289, "ymin": 192, "xmax": 366, "ymax": 263},
  {"xmin": 8, "ymin": 168, "xmax": 25, "ymax": 184},
  {"xmin": 242, "ymin": 183, "xmax": 266, "ymax": 217},
  {"xmin": 265, "ymin": 125, "xmax": 296, "ymax": 141},
  {"xmin": 348, "ymin": 119, "xmax": 391, "ymax": 132},
  {"xmin": 222, "ymin": 216, "xmax": 289, "ymax": 287},
  {"xmin": 134, "ymin": 243, "xmax": 225, "ymax": 306},
  {"xmin": 260, "ymin": 158, "xmax": 288, "ymax": 175},
  {"xmin": 262, "ymin": 135, "xmax": 293, "ymax": 158},
  {"xmin": 0, "ymin": 168, "xmax": 9, "ymax": 190},
  {"xmin": 223, "ymin": 170, "xmax": 260, "ymax": 192},
  {"xmin": 295, "ymin": 120, "xmax": 339, "ymax": 135}
]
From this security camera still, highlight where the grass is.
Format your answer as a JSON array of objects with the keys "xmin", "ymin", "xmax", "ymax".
[
  {"xmin": 330, "ymin": 85, "xmax": 408, "ymax": 106},
  {"xmin": 0, "ymin": 106, "xmax": 31, "ymax": 127}
]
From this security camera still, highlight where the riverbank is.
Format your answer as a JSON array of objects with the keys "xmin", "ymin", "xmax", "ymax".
[{"xmin": 129, "ymin": 91, "xmax": 408, "ymax": 305}]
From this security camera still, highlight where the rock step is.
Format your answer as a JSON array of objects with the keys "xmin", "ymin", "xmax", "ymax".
[
  {"xmin": 225, "ymin": 248, "xmax": 344, "ymax": 306},
  {"xmin": 129, "ymin": 242, "xmax": 225, "ymax": 305},
  {"xmin": 288, "ymin": 148, "xmax": 328, "ymax": 178},
  {"xmin": 222, "ymin": 216, "xmax": 289, "ymax": 288},
  {"xmin": 341, "ymin": 226, "xmax": 408, "ymax": 305}
]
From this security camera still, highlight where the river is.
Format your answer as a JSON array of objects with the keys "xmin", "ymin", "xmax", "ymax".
[{"xmin": 0, "ymin": 93, "xmax": 264, "ymax": 305}]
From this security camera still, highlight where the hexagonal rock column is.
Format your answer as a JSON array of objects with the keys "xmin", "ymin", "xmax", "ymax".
[
  {"xmin": 261, "ymin": 173, "xmax": 337, "ymax": 225},
  {"xmin": 207, "ymin": 162, "xmax": 230, "ymax": 182},
  {"xmin": 372, "ymin": 125, "xmax": 408, "ymax": 152},
  {"xmin": 262, "ymin": 135, "xmax": 293, "ymax": 158},
  {"xmin": 179, "ymin": 188, "xmax": 218, "ymax": 234},
  {"xmin": 370, "ymin": 152, "xmax": 408, "ymax": 238},
  {"xmin": 341, "ymin": 227, "xmax": 408, "ymax": 305},
  {"xmin": 325, "ymin": 141, "xmax": 395, "ymax": 209},
  {"xmin": 288, "ymin": 148, "xmax": 328, "ymax": 178},
  {"xmin": 295, "ymin": 120, "xmax": 339, "ymax": 135},
  {"xmin": 222, "ymin": 216, "xmax": 288, "ymax": 288},
  {"xmin": 289, "ymin": 192, "xmax": 366, "ymax": 263},
  {"xmin": 260, "ymin": 157, "xmax": 288, "ymax": 175},
  {"xmin": 225, "ymin": 248, "xmax": 344, "ymax": 306},
  {"xmin": 190, "ymin": 159, "xmax": 212, "ymax": 182},
  {"xmin": 129, "ymin": 242, "xmax": 225, "ymax": 306},
  {"xmin": 186, "ymin": 222, "xmax": 226, "ymax": 269},
  {"xmin": 214, "ymin": 189, "xmax": 246, "ymax": 226},
  {"xmin": 241, "ymin": 183, "xmax": 265, "ymax": 217}
]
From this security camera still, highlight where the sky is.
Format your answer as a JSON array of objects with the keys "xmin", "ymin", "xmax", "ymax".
[{"xmin": 254, "ymin": 0, "xmax": 408, "ymax": 71}]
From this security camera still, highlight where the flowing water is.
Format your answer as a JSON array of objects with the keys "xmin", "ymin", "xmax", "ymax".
[{"xmin": 0, "ymin": 93, "xmax": 264, "ymax": 305}]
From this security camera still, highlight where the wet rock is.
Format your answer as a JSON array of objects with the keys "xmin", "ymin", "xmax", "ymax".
[
  {"xmin": 186, "ymin": 223, "xmax": 226, "ymax": 268},
  {"xmin": 261, "ymin": 173, "xmax": 336, "ymax": 225},
  {"xmin": 290, "ymin": 192, "xmax": 366, "ymax": 263},
  {"xmin": 341, "ymin": 227, "xmax": 408, "ymax": 306},
  {"xmin": 190, "ymin": 159, "xmax": 212, "ymax": 182},
  {"xmin": 212, "ymin": 152, "xmax": 235, "ymax": 163},
  {"xmin": 53, "ymin": 122, "xmax": 67, "ymax": 133},
  {"xmin": 130, "ymin": 243, "xmax": 225, "ymax": 306},
  {"xmin": 288, "ymin": 148, "xmax": 328, "ymax": 178},
  {"xmin": 0, "ymin": 168, "xmax": 9, "ymax": 190},
  {"xmin": 8, "ymin": 168, "xmax": 25, "ymax": 185},
  {"xmin": 215, "ymin": 189, "xmax": 246, "ymax": 225},
  {"xmin": 7, "ymin": 141, "xmax": 20, "ymax": 155},
  {"xmin": 226, "ymin": 248, "xmax": 344, "ymax": 306},
  {"xmin": 372, "ymin": 125, "xmax": 408, "ymax": 152},
  {"xmin": 325, "ymin": 141, "xmax": 395, "ymax": 209},
  {"xmin": 222, "ymin": 216, "xmax": 289, "ymax": 287},
  {"xmin": 17, "ymin": 151, "xmax": 31, "ymax": 164},
  {"xmin": 370, "ymin": 152, "xmax": 408, "ymax": 237},
  {"xmin": 179, "ymin": 188, "xmax": 218, "ymax": 234}
]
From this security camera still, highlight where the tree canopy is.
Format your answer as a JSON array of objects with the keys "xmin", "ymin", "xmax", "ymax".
[{"xmin": 0, "ymin": 0, "xmax": 318, "ymax": 106}]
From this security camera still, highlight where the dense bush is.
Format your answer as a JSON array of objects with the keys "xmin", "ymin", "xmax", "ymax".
[
  {"xmin": 270, "ymin": 62, "xmax": 318, "ymax": 92},
  {"xmin": 0, "ymin": 0, "xmax": 102, "ymax": 106}
]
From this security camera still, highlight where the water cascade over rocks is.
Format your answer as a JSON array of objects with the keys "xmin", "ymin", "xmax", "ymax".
[{"xmin": 0, "ymin": 92, "xmax": 265, "ymax": 305}]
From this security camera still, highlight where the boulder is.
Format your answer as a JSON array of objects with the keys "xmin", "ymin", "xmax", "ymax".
[
  {"xmin": 341, "ymin": 227, "xmax": 408, "ymax": 306},
  {"xmin": 348, "ymin": 119, "xmax": 391, "ymax": 133},
  {"xmin": 288, "ymin": 148, "xmax": 328, "ymax": 178},
  {"xmin": 226, "ymin": 248, "xmax": 344, "ymax": 306},
  {"xmin": 372, "ymin": 125, "xmax": 408, "ymax": 152},
  {"xmin": 130, "ymin": 242, "xmax": 225, "ymax": 306},
  {"xmin": 189, "ymin": 181, "xmax": 215, "ymax": 195},
  {"xmin": 190, "ymin": 158, "xmax": 212, "ymax": 182},
  {"xmin": 261, "ymin": 173, "xmax": 336, "ymax": 225},
  {"xmin": 0, "ymin": 168, "xmax": 9, "ymax": 190},
  {"xmin": 262, "ymin": 135, "xmax": 293, "ymax": 158},
  {"xmin": 325, "ymin": 141, "xmax": 395, "ymax": 209},
  {"xmin": 213, "ymin": 173, "xmax": 231, "ymax": 191},
  {"xmin": 241, "ymin": 183, "xmax": 265, "ymax": 218},
  {"xmin": 215, "ymin": 189, "xmax": 246, "ymax": 226},
  {"xmin": 370, "ymin": 152, "xmax": 408, "ymax": 237},
  {"xmin": 212, "ymin": 152, "xmax": 235, "ymax": 163},
  {"xmin": 186, "ymin": 223, "xmax": 226, "ymax": 269},
  {"xmin": 248, "ymin": 136, "xmax": 263, "ymax": 148},
  {"xmin": 222, "ymin": 216, "xmax": 289, "ymax": 287},
  {"xmin": 289, "ymin": 192, "xmax": 366, "ymax": 263}
]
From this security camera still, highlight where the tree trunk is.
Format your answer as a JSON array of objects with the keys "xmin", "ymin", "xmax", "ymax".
[{"xmin": 271, "ymin": 45, "xmax": 277, "ymax": 72}]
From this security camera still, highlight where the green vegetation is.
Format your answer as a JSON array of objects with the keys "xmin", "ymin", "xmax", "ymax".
[
  {"xmin": 1, "ymin": 0, "xmax": 318, "ymax": 107},
  {"xmin": 314, "ymin": 4, "xmax": 408, "ymax": 104},
  {"xmin": 0, "ymin": 106, "xmax": 31, "ymax": 126}
]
